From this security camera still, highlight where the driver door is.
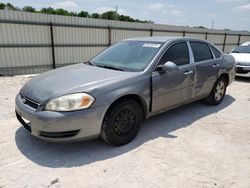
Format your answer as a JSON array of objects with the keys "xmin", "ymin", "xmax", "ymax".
[{"xmin": 151, "ymin": 41, "xmax": 195, "ymax": 113}]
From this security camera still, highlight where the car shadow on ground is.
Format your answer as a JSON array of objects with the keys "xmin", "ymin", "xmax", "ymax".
[
  {"xmin": 15, "ymin": 95, "xmax": 235, "ymax": 168},
  {"xmin": 235, "ymin": 76, "xmax": 250, "ymax": 83}
]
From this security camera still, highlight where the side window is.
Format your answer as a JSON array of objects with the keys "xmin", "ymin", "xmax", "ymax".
[
  {"xmin": 210, "ymin": 45, "xmax": 221, "ymax": 58},
  {"xmin": 159, "ymin": 42, "xmax": 190, "ymax": 66},
  {"xmin": 190, "ymin": 42, "xmax": 213, "ymax": 62}
]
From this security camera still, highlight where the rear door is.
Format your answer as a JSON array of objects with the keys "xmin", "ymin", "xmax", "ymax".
[
  {"xmin": 151, "ymin": 41, "xmax": 195, "ymax": 113},
  {"xmin": 189, "ymin": 41, "xmax": 221, "ymax": 99}
]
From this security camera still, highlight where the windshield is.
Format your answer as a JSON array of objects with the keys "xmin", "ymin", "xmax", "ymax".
[
  {"xmin": 231, "ymin": 45, "xmax": 250, "ymax": 53},
  {"xmin": 90, "ymin": 41, "xmax": 163, "ymax": 71}
]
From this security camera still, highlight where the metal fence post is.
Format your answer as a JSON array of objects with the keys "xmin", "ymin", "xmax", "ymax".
[
  {"xmin": 237, "ymin": 34, "xmax": 241, "ymax": 46},
  {"xmin": 205, "ymin": 32, "xmax": 208, "ymax": 40},
  {"xmin": 183, "ymin": 31, "xmax": 186, "ymax": 37},
  {"xmin": 150, "ymin": 28, "xmax": 153, "ymax": 37},
  {"xmin": 222, "ymin": 33, "xmax": 227, "ymax": 52},
  {"xmin": 50, "ymin": 22, "xmax": 56, "ymax": 69},
  {"xmin": 108, "ymin": 26, "xmax": 112, "ymax": 46}
]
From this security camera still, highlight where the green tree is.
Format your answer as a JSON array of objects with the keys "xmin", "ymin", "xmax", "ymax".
[
  {"xmin": 194, "ymin": 26, "xmax": 207, "ymax": 29},
  {"xmin": 78, "ymin": 11, "xmax": 89, "ymax": 17},
  {"xmin": 22, "ymin": 6, "xmax": 36, "ymax": 12},
  {"xmin": 101, "ymin": 11, "xmax": 117, "ymax": 20},
  {"xmin": 119, "ymin": 15, "xmax": 132, "ymax": 22},
  {"xmin": 0, "ymin": 3, "xmax": 6, "ymax": 9},
  {"xmin": 147, "ymin": 20, "xmax": 154, "ymax": 23},
  {"xmin": 6, "ymin": 3, "xmax": 17, "ymax": 10},
  {"xmin": 69, "ymin": 12, "xmax": 78, "ymax": 16},
  {"xmin": 0, "ymin": 2, "xmax": 154, "ymax": 23},
  {"xmin": 91, "ymin": 13, "xmax": 100, "ymax": 18},
  {"xmin": 55, "ymin": 8, "xmax": 70, "ymax": 15},
  {"xmin": 40, "ymin": 7, "xmax": 56, "ymax": 14}
]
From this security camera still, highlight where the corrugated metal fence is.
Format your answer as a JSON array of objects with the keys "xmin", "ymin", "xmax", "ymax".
[{"xmin": 1, "ymin": 10, "xmax": 250, "ymax": 75}]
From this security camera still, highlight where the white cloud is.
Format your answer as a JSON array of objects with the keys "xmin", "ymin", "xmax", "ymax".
[
  {"xmin": 51, "ymin": 1, "xmax": 80, "ymax": 11},
  {"xmin": 148, "ymin": 3, "xmax": 165, "ymax": 11},
  {"xmin": 208, "ymin": 13, "xmax": 218, "ymax": 18},
  {"xmin": 216, "ymin": 0, "xmax": 247, "ymax": 2},
  {"xmin": 94, "ymin": 7, "xmax": 127, "ymax": 15},
  {"xmin": 170, "ymin": 10, "xmax": 182, "ymax": 16},
  {"xmin": 234, "ymin": 3, "xmax": 250, "ymax": 10},
  {"xmin": 147, "ymin": 3, "xmax": 182, "ymax": 17},
  {"xmin": 241, "ymin": 17, "xmax": 250, "ymax": 21},
  {"xmin": 148, "ymin": 2, "xmax": 176, "ymax": 12}
]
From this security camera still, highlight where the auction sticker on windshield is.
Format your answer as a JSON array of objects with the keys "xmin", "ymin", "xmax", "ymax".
[{"xmin": 143, "ymin": 43, "xmax": 161, "ymax": 48}]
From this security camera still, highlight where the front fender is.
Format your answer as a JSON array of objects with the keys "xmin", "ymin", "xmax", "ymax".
[{"xmin": 92, "ymin": 73, "xmax": 151, "ymax": 115}]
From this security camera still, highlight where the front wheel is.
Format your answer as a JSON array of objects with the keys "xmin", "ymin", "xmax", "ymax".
[
  {"xmin": 206, "ymin": 77, "xmax": 227, "ymax": 105},
  {"xmin": 101, "ymin": 99, "xmax": 143, "ymax": 146}
]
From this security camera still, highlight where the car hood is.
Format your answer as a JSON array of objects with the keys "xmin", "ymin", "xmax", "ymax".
[
  {"xmin": 20, "ymin": 64, "xmax": 138, "ymax": 104},
  {"xmin": 230, "ymin": 53, "xmax": 250, "ymax": 63}
]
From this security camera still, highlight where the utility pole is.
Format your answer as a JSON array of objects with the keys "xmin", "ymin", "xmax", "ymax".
[
  {"xmin": 114, "ymin": 5, "xmax": 118, "ymax": 43},
  {"xmin": 210, "ymin": 19, "xmax": 214, "ymax": 44},
  {"xmin": 115, "ymin": 6, "xmax": 118, "ymax": 21},
  {"xmin": 211, "ymin": 19, "xmax": 214, "ymax": 30}
]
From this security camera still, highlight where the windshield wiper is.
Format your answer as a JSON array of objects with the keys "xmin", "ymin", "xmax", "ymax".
[
  {"xmin": 84, "ymin": 61, "xmax": 96, "ymax": 66},
  {"xmin": 96, "ymin": 65, "xmax": 125, "ymax": 71}
]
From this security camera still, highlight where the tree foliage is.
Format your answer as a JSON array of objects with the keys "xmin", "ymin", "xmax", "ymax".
[
  {"xmin": 0, "ymin": 3, "xmax": 6, "ymax": 9},
  {"xmin": 101, "ymin": 11, "xmax": 117, "ymax": 20},
  {"xmin": 40, "ymin": 7, "xmax": 56, "ymax": 14},
  {"xmin": 0, "ymin": 2, "xmax": 153, "ymax": 23},
  {"xmin": 22, "ymin": 6, "xmax": 36, "ymax": 12},
  {"xmin": 78, "ymin": 11, "xmax": 89, "ymax": 17},
  {"xmin": 194, "ymin": 26, "xmax": 207, "ymax": 29},
  {"xmin": 91, "ymin": 13, "xmax": 100, "ymax": 18},
  {"xmin": 0, "ymin": 2, "xmax": 19, "ymax": 10}
]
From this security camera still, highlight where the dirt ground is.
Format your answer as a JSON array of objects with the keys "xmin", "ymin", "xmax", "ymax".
[{"xmin": 0, "ymin": 75, "xmax": 249, "ymax": 188}]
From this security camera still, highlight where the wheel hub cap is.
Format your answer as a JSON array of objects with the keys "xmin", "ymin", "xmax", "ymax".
[
  {"xmin": 215, "ymin": 81, "xmax": 225, "ymax": 101},
  {"xmin": 113, "ymin": 109, "xmax": 136, "ymax": 136}
]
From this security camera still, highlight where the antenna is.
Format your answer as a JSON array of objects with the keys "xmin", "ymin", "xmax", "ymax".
[{"xmin": 211, "ymin": 19, "xmax": 214, "ymax": 29}]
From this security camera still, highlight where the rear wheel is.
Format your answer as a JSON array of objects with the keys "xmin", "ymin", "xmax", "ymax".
[
  {"xmin": 101, "ymin": 99, "xmax": 143, "ymax": 146},
  {"xmin": 206, "ymin": 77, "xmax": 227, "ymax": 105}
]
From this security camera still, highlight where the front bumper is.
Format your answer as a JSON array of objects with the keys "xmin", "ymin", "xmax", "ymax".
[
  {"xmin": 236, "ymin": 65, "xmax": 250, "ymax": 77},
  {"xmin": 15, "ymin": 94, "xmax": 107, "ymax": 142}
]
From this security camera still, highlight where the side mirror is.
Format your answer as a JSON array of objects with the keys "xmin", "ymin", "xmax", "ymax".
[{"xmin": 156, "ymin": 61, "xmax": 178, "ymax": 72}]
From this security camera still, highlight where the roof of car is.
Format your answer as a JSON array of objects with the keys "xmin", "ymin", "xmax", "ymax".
[
  {"xmin": 124, "ymin": 36, "xmax": 208, "ymax": 43},
  {"xmin": 240, "ymin": 41, "xmax": 250, "ymax": 46}
]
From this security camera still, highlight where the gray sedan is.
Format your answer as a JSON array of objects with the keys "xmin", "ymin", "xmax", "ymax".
[{"xmin": 15, "ymin": 37, "xmax": 236, "ymax": 146}]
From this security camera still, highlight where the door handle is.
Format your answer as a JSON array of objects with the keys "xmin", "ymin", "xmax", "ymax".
[
  {"xmin": 212, "ymin": 64, "xmax": 220, "ymax": 68},
  {"xmin": 184, "ymin": 70, "xmax": 194, "ymax": 75}
]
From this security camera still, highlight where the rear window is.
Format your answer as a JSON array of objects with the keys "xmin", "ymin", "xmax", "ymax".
[
  {"xmin": 190, "ymin": 42, "xmax": 213, "ymax": 62},
  {"xmin": 210, "ymin": 46, "xmax": 221, "ymax": 58}
]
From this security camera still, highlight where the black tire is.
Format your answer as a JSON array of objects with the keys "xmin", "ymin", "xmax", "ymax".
[
  {"xmin": 206, "ymin": 77, "xmax": 227, "ymax": 105},
  {"xmin": 101, "ymin": 99, "xmax": 143, "ymax": 146}
]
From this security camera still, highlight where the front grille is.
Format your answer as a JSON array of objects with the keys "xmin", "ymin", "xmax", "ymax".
[
  {"xmin": 20, "ymin": 94, "xmax": 39, "ymax": 109},
  {"xmin": 236, "ymin": 67, "xmax": 250, "ymax": 74},
  {"xmin": 39, "ymin": 130, "xmax": 80, "ymax": 138}
]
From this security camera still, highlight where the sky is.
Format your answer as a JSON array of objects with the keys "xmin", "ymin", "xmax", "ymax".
[{"xmin": 1, "ymin": 0, "xmax": 250, "ymax": 31}]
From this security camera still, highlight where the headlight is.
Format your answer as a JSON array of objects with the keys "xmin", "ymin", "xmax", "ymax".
[{"xmin": 45, "ymin": 93, "xmax": 95, "ymax": 111}]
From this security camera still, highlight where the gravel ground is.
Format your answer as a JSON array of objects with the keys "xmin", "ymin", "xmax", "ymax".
[{"xmin": 0, "ymin": 75, "xmax": 250, "ymax": 188}]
